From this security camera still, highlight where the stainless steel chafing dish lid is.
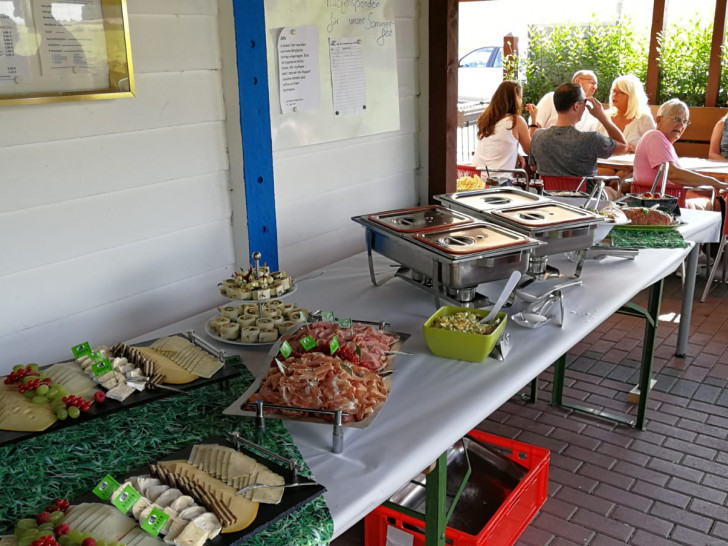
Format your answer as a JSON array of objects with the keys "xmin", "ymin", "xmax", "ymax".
[
  {"xmin": 485, "ymin": 201, "xmax": 602, "ymax": 230},
  {"xmin": 360, "ymin": 205, "xmax": 474, "ymax": 233},
  {"xmin": 407, "ymin": 222, "xmax": 542, "ymax": 260},
  {"xmin": 434, "ymin": 187, "xmax": 549, "ymax": 213}
]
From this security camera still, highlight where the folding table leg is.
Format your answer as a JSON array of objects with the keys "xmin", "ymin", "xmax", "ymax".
[
  {"xmin": 424, "ymin": 451, "xmax": 448, "ymax": 546},
  {"xmin": 550, "ymin": 280, "xmax": 663, "ymax": 430}
]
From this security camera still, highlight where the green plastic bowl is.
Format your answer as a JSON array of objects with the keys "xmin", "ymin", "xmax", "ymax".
[{"xmin": 423, "ymin": 306, "xmax": 507, "ymax": 362}]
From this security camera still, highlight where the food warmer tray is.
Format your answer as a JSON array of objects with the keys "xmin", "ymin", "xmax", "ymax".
[
  {"xmin": 435, "ymin": 187, "xmax": 550, "ymax": 213},
  {"xmin": 73, "ymin": 434, "xmax": 326, "ymax": 546},
  {"xmin": 0, "ymin": 332, "xmax": 242, "ymax": 448},
  {"xmin": 468, "ymin": 201, "xmax": 603, "ymax": 258},
  {"xmin": 363, "ymin": 204, "xmax": 474, "ymax": 233},
  {"xmin": 353, "ymin": 210, "xmax": 543, "ymax": 307}
]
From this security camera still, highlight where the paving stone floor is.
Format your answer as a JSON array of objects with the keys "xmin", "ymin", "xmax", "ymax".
[{"xmin": 332, "ymin": 271, "xmax": 728, "ymax": 546}]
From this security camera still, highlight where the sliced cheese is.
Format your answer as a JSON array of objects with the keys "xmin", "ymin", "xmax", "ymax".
[{"xmin": 133, "ymin": 346, "xmax": 199, "ymax": 385}]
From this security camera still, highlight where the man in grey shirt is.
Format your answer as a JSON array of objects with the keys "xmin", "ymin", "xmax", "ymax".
[{"xmin": 529, "ymin": 82, "xmax": 628, "ymax": 188}]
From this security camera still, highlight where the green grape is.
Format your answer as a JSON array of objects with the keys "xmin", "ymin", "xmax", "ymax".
[
  {"xmin": 22, "ymin": 376, "xmax": 37, "ymax": 384},
  {"xmin": 12, "ymin": 364, "xmax": 24, "ymax": 372},
  {"xmin": 56, "ymin": 407, "xmax": 68, "ymax": 420},
  {"xmin": 55, "ymin": 384, "xmax": 69, "ymax": 397},
  {"xmin": 68, "ymin": 530, "xmax": 84, "ymax": 543},
  {"xmin": 38, "ymin": 371, "xmax": 47, "ymax": 379},
  {"xmin": 58, "ymin": 536, "xmax": 70, "ymax": 546},
  {"xmin": 18, "ymin": 535, "xmax": 36, "ymax": 546},
  {"xmin": 96, "ymin": 540, "xmax": 107, "ymax": 546},
  {"xmin": 35, "ymin": 384, "xmax": 49, "ymax": 395},
  {"xmin": 47, "ymin": 387, "xmax": 61, "ymax": 400},
  {"xmin": 49, "ymin": 511, "xmax": 65, "ymax": 525},
  {"xmin": 14, "ymin": 520, "xmax": 36, "ymax": 538},
  {"xmin": 67, "ymin": 406, "xmax": 81, "ymax": 419},
  {"xmin": 37, "ymin": 525, "xmax": 54, "ymax": 534},
  {"xmin": 31, "ymin": 395, "xmax": 49, "ymax": 405},
  {"xmin": 23, "ymin": 390, "xmax": 36, "ymax": 399},
  {"xmin": 51, "ymin": 399, "xmax": 66, "ymax": 410},
  {"xmin": 27, "ymin": 363, "xmax": 39, "ymax": 373}
]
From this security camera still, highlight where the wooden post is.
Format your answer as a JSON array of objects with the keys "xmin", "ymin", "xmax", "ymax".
[
  {"xmin": 706, "ymin": 0, "xmax": 727, "ymax": 107},
  {"xmin": 645, "ymin": 0, "xmax": 666, "ymax": 105},
  {"xmin": 428, "ymin": 0, "xmax": 459, "ymax": 200}
]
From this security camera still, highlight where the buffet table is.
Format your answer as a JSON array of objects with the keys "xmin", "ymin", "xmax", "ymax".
[{"xmin": 132, "ymin": 210, "xmax": 720, "ymax": 541}]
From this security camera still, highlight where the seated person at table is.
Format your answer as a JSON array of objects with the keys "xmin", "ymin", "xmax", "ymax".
[
  {"xmin": 708, "ymin": 113, "xmax": 728, "ymax": 161},
  {"xmin": 529, "ymin": 82, "xmax": 628, "ymax": 199},
  {"xmin": 598, "ymin": 74, "xmax": 655, "ymax": 153},
  {"xmin": 633, "ymin": 99, "xmax": 726, "ymax": 209},
  {"xmin": 534, "ymin": 70, "xmax": 602, "ymax": 131},
  {"xmin": 473, "ymin": 81, "xmax": 538, "ymax": 171}
]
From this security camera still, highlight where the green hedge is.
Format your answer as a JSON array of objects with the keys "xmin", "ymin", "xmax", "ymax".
[{"xmin": 506, "ymin": 17, "xmax": 727, "ymax": 108}]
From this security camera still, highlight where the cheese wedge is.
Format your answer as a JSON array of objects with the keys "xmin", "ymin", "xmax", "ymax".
[
  {"xmin": 0, "ymin": 385, "xmax": 57, "ymax": 432},
  {"xmin": 133, "ymin": 347, "xmax": 199, "ymax": 384}
]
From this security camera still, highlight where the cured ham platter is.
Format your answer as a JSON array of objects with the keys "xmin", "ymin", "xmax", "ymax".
[{"xmin": 224, "ymin": 320, "xmax": 408, "ymax": 429}]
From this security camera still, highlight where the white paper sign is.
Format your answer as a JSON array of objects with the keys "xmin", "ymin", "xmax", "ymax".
[
  {"xmin": 32, "ymin": 0, "xmax": 108, "ymax": 75},
  {"xmin": 0, "ymin": 14, "xmax": 30, "ymax": 84},
  {"xmin": 329, "ymin": 37, "xmax": 366, "ymax": 116},
  {"xmin": 277, "ymin": 26, "xmax": 320, "ymax": 114}
]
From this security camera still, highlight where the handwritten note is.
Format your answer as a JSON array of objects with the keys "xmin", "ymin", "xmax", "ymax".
[
  {"xmin": 329, "ymin": 37, "xmax": 365, "ymax": 116},
  {"xmin": 277, "ymin": 26, "xmax": 320, "ymax": 114}
]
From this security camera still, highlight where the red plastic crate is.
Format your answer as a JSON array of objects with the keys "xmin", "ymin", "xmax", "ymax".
[{"xmin": 364, "ymin": 430, "xmax": 550, "ymax": 546}]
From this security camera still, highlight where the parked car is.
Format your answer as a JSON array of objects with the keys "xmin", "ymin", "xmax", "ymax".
[{"xmin": 458, "ymin": 46, "xmax": 504, "ymax": 104}]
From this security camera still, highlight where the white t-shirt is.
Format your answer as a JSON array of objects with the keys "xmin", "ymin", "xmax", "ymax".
[
  {"xmin": 473, "ymin": 117, "xmax": 520, "ymax": 170},
  {"xmin": 535, "ymin": 91, "xmax": 602, "ymax": 132},
  {"xmin": 597, "ymin": 110, "xmax": 655, "ymax": 147}
]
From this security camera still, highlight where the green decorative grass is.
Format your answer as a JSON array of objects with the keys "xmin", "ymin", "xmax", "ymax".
[{"xmin": 0, "ymin": 362, "xmax": 333, "ymax": 545}]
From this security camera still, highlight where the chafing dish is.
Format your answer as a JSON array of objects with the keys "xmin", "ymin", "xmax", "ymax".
[
  {"xmin": 352, "ymin": 206, "xmax": 542, "ymax": 308},
  {"xmin": 436, "ymin": 193, "xmax": 603, "ymax": 278},
  {"xmin": 435, "ymin": 187, "xmax": 550, "ymax": 213}
]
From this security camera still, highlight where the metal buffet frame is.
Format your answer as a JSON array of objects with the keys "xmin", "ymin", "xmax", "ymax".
[{"xmin": 364, "ymin": 228, "xmax": 495, "ymax": 309}]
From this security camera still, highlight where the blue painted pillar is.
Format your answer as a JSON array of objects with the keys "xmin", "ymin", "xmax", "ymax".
[{"xmin": 232, "ymin": 0, "xmax": 278, "ymax": 270}]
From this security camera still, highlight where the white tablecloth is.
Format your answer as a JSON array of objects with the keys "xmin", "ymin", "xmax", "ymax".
[{"xmin": 135, "ymin": 210, "xmax": 720, "ymax": 538}]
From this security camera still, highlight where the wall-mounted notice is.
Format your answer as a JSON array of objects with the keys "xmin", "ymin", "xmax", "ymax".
[
  {"xmin": 277, "ymin": 26, "xmax": 320, "ymax": 114},
  {"xmin": 329, "ymin": 37, "xmax": 365, "ymax": 116},
  {"xmin": 265, "ymin": 0, "xmax": 399, "ymax": 150},
  {"xmin": 0, "ymin": 14, "xmax": 31, "ymax": 84}
]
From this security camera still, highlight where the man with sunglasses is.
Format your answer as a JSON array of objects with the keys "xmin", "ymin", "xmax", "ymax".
[
  {"xmin": 634, "ymin": 98, "xmax": 726, "ymax": 192},
  {"xmin": 533, "ymin": 70, "xmax": 602, "ymax": 131},
  {"xmin": 529, "ymin": 82, "xmax": 627, "ymax": 195}
]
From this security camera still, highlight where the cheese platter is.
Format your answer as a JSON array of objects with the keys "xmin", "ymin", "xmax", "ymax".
[
  {"xmin": 0, "ymin": 332, "xmax": 241, "ymax": 447},
  {"xmin": 3, "ymin": 435, "xmax": 325, "ymax": 546}
]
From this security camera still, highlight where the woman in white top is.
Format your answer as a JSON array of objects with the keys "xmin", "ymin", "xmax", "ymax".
[
  {"xmin": 473, "ymin": 81, "xmax": 538, "ymax": 170},
  {"xmin": 598, "ymin": 74, "xmax": 655, "ymax": 153}
]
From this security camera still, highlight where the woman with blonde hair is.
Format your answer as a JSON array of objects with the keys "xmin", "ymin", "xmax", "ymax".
[
  {"xmin": 598, "ymin": 74, "xmax": 655, "ymax": 153},
  {"xmin": 473, "ymin": 80, "xmax": 538, "ymax": 170}
]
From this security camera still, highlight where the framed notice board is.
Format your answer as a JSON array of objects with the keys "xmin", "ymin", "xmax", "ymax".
[
  {"xmin": 0, "ymin": 0, "xmax": 134, "ymax": 105},
  {"xmin": 265, "ymin": 0, "xmax": 400, "ymax": 150}
]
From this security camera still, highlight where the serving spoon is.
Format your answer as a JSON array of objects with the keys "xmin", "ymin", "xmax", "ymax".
[{"xmin": 480, "ymin": 270, "xmax": 521, "ymax": 323}]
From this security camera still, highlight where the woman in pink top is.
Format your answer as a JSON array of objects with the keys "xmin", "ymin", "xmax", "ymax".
[{"xmin": 633, "ymin": 99, "xmax": 725, "ymax": 207}]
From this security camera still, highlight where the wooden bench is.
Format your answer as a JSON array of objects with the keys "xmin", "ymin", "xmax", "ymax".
[{"xmin": 649, "ymin": 105, "xmax": 727, "ymax": 158}]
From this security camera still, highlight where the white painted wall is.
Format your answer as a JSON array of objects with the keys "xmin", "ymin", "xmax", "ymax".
[
  {"xmin": 0, "ymin": 0, "xmax": 234, "ymax": 372},
  {"xmin": 0, "ymin": 0, "xmax": 422, "ymax": 372},
  {"xmin": 272, "ymin": 0, "xmax": 421, "ymax": 275}
]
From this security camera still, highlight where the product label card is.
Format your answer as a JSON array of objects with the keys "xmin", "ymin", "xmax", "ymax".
[
  {"xmin": 300, "ymin": 335, "xmax": 316, "ymax": 351},
  {"xmin": 92, "ymin": 474, "xmax": 120, "ymax": 501},
  {"xmin": 279, "ymin": 340, "xmax": 293, "ymax": 359},
  {"xmin": 91, "ymin": 358, "xmax": 113, "ymax": 377},
  {"xmin": 329, "ymin": 335, "xmax": 339, "ymax": 354},
  {"xmin": 111, "ymin": 484, "xmax": 141, "ymax": 513},
  {"xmin": 321, "ymin": 311, "xmax": 335, "ymax": 322},
  {"xmin": 336, "ymin": 317, "xmax": 352, "ymax": 328},
  {"xmin": 141, "ymin": 507, "xmax": 170, "ymax": 536},
  {"xmin": 71, "ymin": 342, "xmax": 92, "ymax": 359}
]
